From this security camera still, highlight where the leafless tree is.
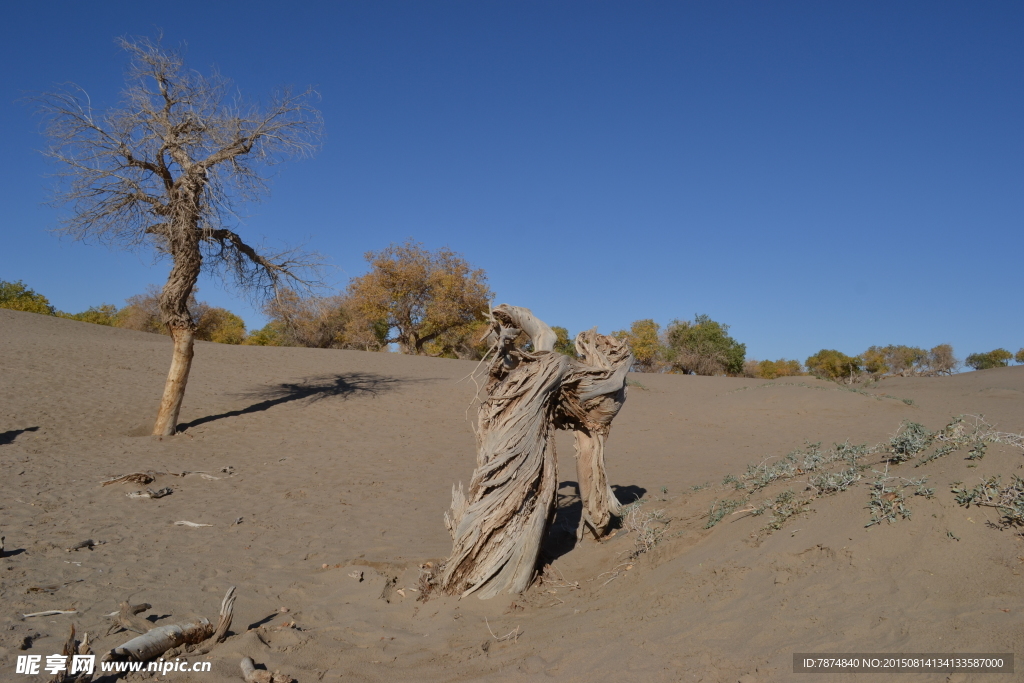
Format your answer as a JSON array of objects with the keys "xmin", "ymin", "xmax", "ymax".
[{"xmin": 36, "ymin": 36, "xmax": 324, "ymax": 435}]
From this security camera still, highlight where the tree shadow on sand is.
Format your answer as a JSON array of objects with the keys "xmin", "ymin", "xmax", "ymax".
[
  {"xmin": 176, "ymin": 372, "xmax": 424, "ymax": 432},
  {"xmin": 0, "ymin": 426, "xmax": 40, "ymax": 446},
  {"xmin": 542, "ymin": 482, "xmax": 647, "ymax": 563}
]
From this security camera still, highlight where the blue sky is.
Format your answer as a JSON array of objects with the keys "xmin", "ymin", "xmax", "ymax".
[{"xmin": 1, "ymin": 1, "xmax": 1021, "ymax": 363}]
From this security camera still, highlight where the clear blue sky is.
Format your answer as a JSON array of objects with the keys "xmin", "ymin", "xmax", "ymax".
[{"xmin": 2, "ymin": 1, "xmax": 1021, "ymax": 363}]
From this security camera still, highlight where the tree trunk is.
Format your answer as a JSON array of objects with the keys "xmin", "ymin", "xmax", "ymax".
[
  {"xmin": 441, "ymin": 305, "xmax": 632, "ymax": 599},
  {"xmin": 152, "ymin": 326, "xmax": 195, "ymax": 436},
  {"xmin": 152, "ymin": 209, "xmax": 202, "ymax": 436}
]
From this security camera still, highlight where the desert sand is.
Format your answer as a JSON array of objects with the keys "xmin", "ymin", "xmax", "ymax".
[{"xmin": 2, "ymin": 307, "xmax": 1023, "ymax": 682}]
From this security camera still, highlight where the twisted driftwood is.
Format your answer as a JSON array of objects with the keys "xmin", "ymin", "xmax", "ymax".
[
  {"xmin": 441, "ymin": 305, "xmax": 632, "ymax": 598},
  {"xmin": 101, "ymin": 586, "xmax": 235, "ymax": 665}
]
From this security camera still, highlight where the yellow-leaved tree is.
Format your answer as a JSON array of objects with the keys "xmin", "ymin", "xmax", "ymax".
[
  {"xmin": 612, "ymin": 319, "xmax": 663, "ymax": 372},
  {"xmin": 346, "ymin": 241, "xmax": 492, "ymax": 356}
]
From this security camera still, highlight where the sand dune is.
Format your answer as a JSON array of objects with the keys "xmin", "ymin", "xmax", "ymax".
[{"xmin": 2, "ymin": 308, "xmax": 1022, "ymax": 682}]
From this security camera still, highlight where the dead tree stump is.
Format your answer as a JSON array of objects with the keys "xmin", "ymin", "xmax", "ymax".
[{"xmin": 441, "ymin": 304, "xmax": 632, "ymax": 598}]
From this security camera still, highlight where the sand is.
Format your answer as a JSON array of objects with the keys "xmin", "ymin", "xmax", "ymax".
[{"xmin": 1, "ymin": 307, "xmax": 1022, "ymax": 682}]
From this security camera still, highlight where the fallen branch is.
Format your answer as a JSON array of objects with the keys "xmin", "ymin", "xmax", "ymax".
[
  {"xmin": 102, "ymin": 473, "xmax": 154, "ymax": 486},
  {"xmin": 105, "ymin": 601, "xmax": 152, "ymax": 636},
  {"xmin": 102, "ymin": 618, "xmax": 213, "ymax": 663},
  {"xmin": 127, "ymin": 487, "xmax": 172, "ymax": 499},
  {"xmin": 174, "ymin": 521, "xmax": 212, "ymax": 527},
  {"xmin": 102, "ymin": 586, "xmax": 236, "ymax": 664},
  {"xmin": 191, "ymin": 586, "xmax": 236, "ymax": 654},
  {"xmin": 22, "ymin": 610, "xmax": 78, "ymax": 618},
  {"xmin": 66, "ymin": 540, "xmax": 102, "ymax": 552}
]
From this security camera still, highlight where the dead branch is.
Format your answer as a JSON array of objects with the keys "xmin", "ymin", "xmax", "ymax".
[
  {"xmin": 101, "ymin": 473, "xmax": 154, "ymax": 486},
  {"xmin": 102, "ymin": 586, "xmax": 235, "ymax": 664},
  {"xmin": 105, "ymin": 601, "xmax": 152, "ymax": 636}
]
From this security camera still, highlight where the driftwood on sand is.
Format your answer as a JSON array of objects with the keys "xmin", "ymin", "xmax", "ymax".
[
  {"xmin": 48, "ymin": 623, "xmax": 92, "ymax": 683},
  {"xmin": 101, "ymin": 586, "xmax": 235, "ymax": 664},
  {"xmin": 240, "ymin": 656, "xmax": 294, "ymax": 683},
  {"xmin": 105, "ymin": 601, "xmax": 152, "ymax": 636},
  {"xmin": 441, "ymin": 304, "xmax": 632, "ymax": 599}
]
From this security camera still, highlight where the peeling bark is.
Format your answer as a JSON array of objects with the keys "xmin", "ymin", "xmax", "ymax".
[{"xmin": 441, "ymin": 305, "xmax": 632, "ymax": 598}]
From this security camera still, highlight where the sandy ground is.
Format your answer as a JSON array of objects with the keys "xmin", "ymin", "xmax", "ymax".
[{"xmin": 2, "ymin": 307, "xmax": 1023, "ymax": 682}]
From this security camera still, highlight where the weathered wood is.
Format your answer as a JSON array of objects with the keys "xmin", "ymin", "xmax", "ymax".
[
  {"xmin": 103, "ymin": 618, "xmax": 213, "ymax": 663},
  {"xmin": 240, "ymin": 657, "xmax": 293, "ymax": 683},
  {"xmin": 153, "ymin": 326, "xmax": 195, "ymax": 436},
  {"xmin": 441, "ymin": 306, "xmax": 632, "ymax": 599},
  {"xmin": 105, "ymin": 601, "xmax": 152, "ymax": 636}
]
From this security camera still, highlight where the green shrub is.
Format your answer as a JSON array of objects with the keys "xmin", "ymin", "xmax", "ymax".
[
  {"xmin": 665, "ymin": 314, "xmax": 745, "ymax": 376},
  {"xmin": 965, "ymin": 349, "xmax": 1013, "ymax": 370},
  {"xmin": 887, "ymin": 421, "xmax": 933, "ymax": 462},
  {"xmin": 0, "ymin": 280, "xmax": 55, "ymax": 315},
  {"xmin": 60, "ymin": 304, "xmax": 120, "ymax": 326}
]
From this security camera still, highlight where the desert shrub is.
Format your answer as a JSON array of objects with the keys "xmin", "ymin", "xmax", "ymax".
[
  {"xmin": 805, "ymin": 349, "xmax": 862, "ymax": 383},
  {"xmin": 0, "ymin": 280, "xmax": 55, "ymax": 315},
  {"xmin": 621, "ymin": 500, "xmax": 667, "ymax": 554},
  {"xmin": 612, "ymin": 319, "xmax": 663, "ymax": 371},
  {"xmin": 243, "ymin": 320, "xmax": 288, "ymax": 346},
  {"xmin": 744, "ymin": 453, "xmax": 797, "ymax": 491},
  {"xmin": 665, "ymin": 314, "xmax": 745, "ymax": 376},
  {"xmin": 751, "ymin": 490, "xmax": 809, "ymax": 531},
  {"xmin": 887, "ymin": 421, "xmax": 933, "ymax": 462},
  {"xmin": 866, "ymin": 474, "xmax": 911, "ymax": 527},
  {"xmin": 60, "ymin": 304, "xmax": 120, "ymax": 326},
  {"xmin": 809, "ymin": 467, "xmax": 861, "ymax": 494},
  {"xmin": 952, "ymin": 476, "xmax": 1024, "ymax": 532},
  {"xmin": 705, "ymin": 499, "xmax": 742, "ymax": 529},
  {"xmin": 965, "ymin": 348, "xmax": 1013, "ymax": 370}
]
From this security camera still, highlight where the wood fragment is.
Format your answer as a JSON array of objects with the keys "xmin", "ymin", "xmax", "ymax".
[
  {"xmin": 22, "ymin": 610, "xmax": 78, "ymax": 618},
  {"xmin": 101, "ymin": 473, "xmax": 154, "ymax": 486},
  {"xmin": 105, "ymin": 601, "xmax": 152, "ymax": 636},
  {"xmin": 192, "ymin": 585, "xmax": 236, "ymax": 654},
  {"xmin": 66, "ymin": 539, "xmax": 100, "ymax": 552},
  {"xmin": 174, "ymin": 521, "xmax": 212, "ymax": 527},
  {"xmin": 127, "ymin": 487, "xmax": 172, "ymax": 499},
  {"xmin": 240, "ymin": 657, "xmax": 294, "ymax": 683}
]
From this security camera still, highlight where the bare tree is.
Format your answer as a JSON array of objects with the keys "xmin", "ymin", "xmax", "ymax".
[{"xmin": 36, "ymin": 36, "xmax": 323, "ymax": 435}]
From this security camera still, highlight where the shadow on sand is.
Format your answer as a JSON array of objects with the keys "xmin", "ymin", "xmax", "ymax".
[
  {"xmin": 542, "ymin": 482, "xmax": 648, "ymax": 563},
  {"xmin": 0, "ymin": 426, "xmax": 40, "ymax": 446},
  {"xmin": 176, "ymin": 372, "xmax": 423, "ymax": 432}
]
